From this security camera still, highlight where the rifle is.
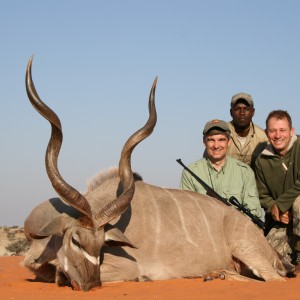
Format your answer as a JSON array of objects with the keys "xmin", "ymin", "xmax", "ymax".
[{"xmin": 176, "ymin": 158, "xmax": 265, "ymax": 230}]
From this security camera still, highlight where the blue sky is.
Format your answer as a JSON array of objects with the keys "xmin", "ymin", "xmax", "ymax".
[{"xmin": 1, "ymin": 1, "xmax": 300, "ymax": 226}]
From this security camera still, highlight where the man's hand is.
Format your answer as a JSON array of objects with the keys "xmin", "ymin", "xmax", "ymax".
[
  {"xmin": 271, "ymin": 204, "xmax": 280, "ymax": 222},
  {"xmin": 279, "ymin": 211, "xmax": 291, "ymax": 224},
  {"xmin": 271, "ymin": 204, "xmax": 291, "ymax": 224}
]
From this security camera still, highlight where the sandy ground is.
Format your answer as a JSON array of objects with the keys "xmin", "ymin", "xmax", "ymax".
[{"xmin": 1, "ymin": 256, "xmax": 300, "ymax": 300}]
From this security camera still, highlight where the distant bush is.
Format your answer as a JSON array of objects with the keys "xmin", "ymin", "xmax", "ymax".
[
  {"xmin": 5, "ymin": 239, "xmax": 29, "ymax": 255},
  {"xmin": 6, "ymin": 231, "xmax": 16, "ymax": 240}
]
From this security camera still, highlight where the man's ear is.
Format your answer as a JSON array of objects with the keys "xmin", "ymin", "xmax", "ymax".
[
  {"xmin": 228, "ymin": 137, "xmax": 232, "ymax": 146},
  {"xmin": 291, "ymin": 127, "xmax": 295, "ymax": 136},
  {"xmin": 230, "ymin": 109, "xmax": 233, "ymax": 117}
]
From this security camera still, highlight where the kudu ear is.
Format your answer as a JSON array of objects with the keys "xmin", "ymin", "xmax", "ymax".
[
  {"xmin": 30, "ymin": 214, "xmax": 72, "ymax": 238},
  {"xmin": 104, "ymin": 227, "xmax": 137, "ymax": 249}
]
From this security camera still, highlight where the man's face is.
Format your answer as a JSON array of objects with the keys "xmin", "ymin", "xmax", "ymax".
[
  {"xmin": 230, "ymin": 100, "xmax": 255, "ymax": 128},
  {"xmin": 266, "ymin": 117, "xmax": 294, "ymax": 157},
  {"xmin": 204, "ymin": 133, "xmax": 230, "ymax": 163}
]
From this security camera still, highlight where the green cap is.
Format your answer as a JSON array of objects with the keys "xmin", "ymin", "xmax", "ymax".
[
  {"xmin": 231, "ymin": 92, "xmax": 253, "ymax": 107},
  {"xmin": 203, "ymin": 119, "xmax": 231, "ymax": 135}
]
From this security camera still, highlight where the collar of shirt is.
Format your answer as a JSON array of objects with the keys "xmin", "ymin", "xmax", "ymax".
[{"xmin": 206, "ymin": 156, "xmax": 228, "ymax": 174}]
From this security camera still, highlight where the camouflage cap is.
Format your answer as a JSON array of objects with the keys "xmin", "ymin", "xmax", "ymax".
[
  {"xmin": 231, "ymin": 92, "xmax": 253, "ymax": 107},
  {"xmin": 203, "ymin": 119, "xmax": 231, "ymax": 135}
]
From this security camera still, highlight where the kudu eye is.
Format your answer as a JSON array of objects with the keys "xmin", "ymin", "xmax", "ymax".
[{"xmin": 71, "ymin": 235, "xmax": 81, "ymax": 249}]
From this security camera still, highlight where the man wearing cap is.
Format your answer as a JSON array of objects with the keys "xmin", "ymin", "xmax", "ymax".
[
  {"xmin": 227, "ymin": 92, "xmax": 268, "ymax": 169},
  {"xmin": 180, "ymin": 119, "xmax": 262, "ymax": 218}
]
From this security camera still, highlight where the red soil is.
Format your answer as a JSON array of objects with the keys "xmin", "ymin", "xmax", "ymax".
[{"xmin": 1, "ymin": 256, "xmax": 299, "ymax": 300}]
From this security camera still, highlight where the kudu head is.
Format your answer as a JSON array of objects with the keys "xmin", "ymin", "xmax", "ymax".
[{"xmin": 25, "ymin": 57, "xmax": 157, "ymax": 291}]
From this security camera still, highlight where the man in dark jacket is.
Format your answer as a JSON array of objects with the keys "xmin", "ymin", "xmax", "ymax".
[{"xmin": 255, "ymin": 110, "xmax": 300, "ymax": 265}]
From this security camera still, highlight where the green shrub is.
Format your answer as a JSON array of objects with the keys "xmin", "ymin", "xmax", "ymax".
[{"xmin": 5, "ymin": 239, "xmax": 29, "ymax": 255}]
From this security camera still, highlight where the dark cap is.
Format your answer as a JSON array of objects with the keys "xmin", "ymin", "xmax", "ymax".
[
  {"xmin": 203, "ymin": 119, "xmax": 231, "ymax": 135},
  {"xmin": 231, "ymin": 92, "xmax": 253, "ymax": 107}
]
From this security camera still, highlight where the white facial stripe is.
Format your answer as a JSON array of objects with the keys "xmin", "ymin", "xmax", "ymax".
[
  {"xmin": 251, "ymin": 267, "xmax": 260, "ymax": 278},
  {"xmin": 82, "ymin": 250, "xmax": 99, "ymax": 265},
  {"xmin": 70, "ymin": 234, "xmax": 100, "ymax": 265},
  {"xmin": 64, "ymin": 256, "xmax": 69, "ymax": 272}
]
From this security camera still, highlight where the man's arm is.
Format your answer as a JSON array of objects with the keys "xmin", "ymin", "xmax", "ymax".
[
  {"xmin": 275, "ymin": 179, "xmax": 300, "ymax": 213},
  {"xmin": 179, "ymin": 167, "xmax": 207, "ymax": 195},
  {"xmin": 255, "ymin": 158, "xmax": 300, "ymax": 213},
  {"xmin": 180, "ymin": 170, "xmax": 195, "ymax": 191},
  {"xmin": 255, "ymin": 160, "xmax": 276, "ymax": 212},
  {"xmin": 241, "ymin": 167, "xmax": 262, "ymax": 218}
]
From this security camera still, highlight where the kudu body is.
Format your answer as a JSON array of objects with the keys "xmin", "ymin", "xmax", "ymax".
[{"xmin": 24, "ymin": 58, "xmax": 291, "ymax": 291}]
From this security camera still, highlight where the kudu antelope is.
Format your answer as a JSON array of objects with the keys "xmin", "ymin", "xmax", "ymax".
[{"xmin": 24, "ymin": 57, "xmax": 292, "ymax": 291}]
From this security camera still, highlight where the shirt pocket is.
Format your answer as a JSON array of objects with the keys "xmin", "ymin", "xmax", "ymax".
[
  {"xmin": 223, "ymin": 189, "xmax": 242, "ymax": 202},
  {"xmin": 246, "ymin": 189, "xmax": 259, "ymax": 198}
]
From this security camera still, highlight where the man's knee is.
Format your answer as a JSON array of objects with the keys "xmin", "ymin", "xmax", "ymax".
[
  {"xmin": 293, "ymin": 196, "xmax": 300, "ymax": 238},
  {"xmin": 293, "ymin": 196, "xmax": 300, "ymax": 214}
]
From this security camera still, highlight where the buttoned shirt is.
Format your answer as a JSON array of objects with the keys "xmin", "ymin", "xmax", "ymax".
[
  {"xmin": 180, "ymin": 156, "xmax": 262, "ymax": 218},
  {"xmin": 227, "ymin": 121, "xmax": 268, "ymax": 169}
]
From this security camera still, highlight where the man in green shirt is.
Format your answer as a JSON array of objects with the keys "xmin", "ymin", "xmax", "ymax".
[
  {"xmin": 255, "ymin": 110, "xmax": 300, "ymax": 265},
  {"xmin": 180, "ymin": 119, "xmax": 262, "ymax": 218}
]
